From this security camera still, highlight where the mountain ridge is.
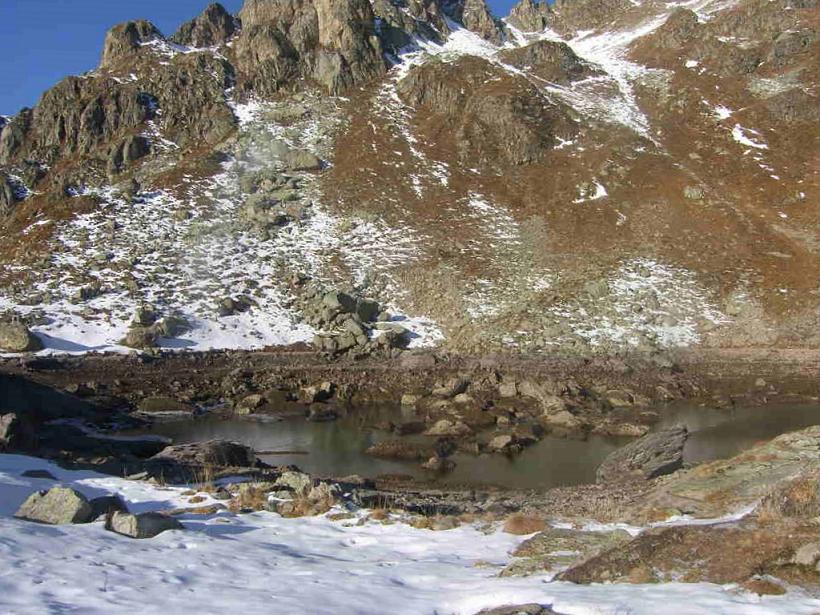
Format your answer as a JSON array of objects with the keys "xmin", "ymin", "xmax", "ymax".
[{"xmin": 0, "ymin": 0, "xmax": 817, "ymax": 355}]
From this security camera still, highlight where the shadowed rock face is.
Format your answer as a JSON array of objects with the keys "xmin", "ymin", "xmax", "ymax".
[
  {"xmin": 507, "ymin": 0, "xmax": 553, "ymax": 32},
  {"xmin": 452, "ymin": 0, "xmax": 505, "ymax": 43},
  {"xmin": 371, "ymin": 0, "xmax": 452, "ymax": 53},
  {"xmin": 171, "ymin": 2, "xmax": 239, "ymax": 48},
  {"xmin": 234, "ymin": 0, "xmax": 386, "ymax": 94}
]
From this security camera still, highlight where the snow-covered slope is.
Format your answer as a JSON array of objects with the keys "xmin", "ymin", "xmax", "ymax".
[{"xmin": 2, "ymin": 454, "xmax": 818, "ymax": 615}]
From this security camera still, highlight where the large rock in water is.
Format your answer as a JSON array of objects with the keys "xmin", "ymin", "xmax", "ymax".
[
  {"xmin": 15, "ymin": 487, "xmax": 94, "ymax": 525},
  {"xmin": 151, "ymin": 440, "xmax": 257, "ymax": 467},
  {"xmin": 596, "ymin": 425, "xmax": 688, "ymax": 483},
  {"xmin": 105, "ymin": 511, "xmax": 184, "ymax": 539}
]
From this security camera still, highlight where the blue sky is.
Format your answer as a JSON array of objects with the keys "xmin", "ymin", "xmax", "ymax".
[{"xmin": 0, "ymin": 0, "xmax": 518, "ymax": 115}]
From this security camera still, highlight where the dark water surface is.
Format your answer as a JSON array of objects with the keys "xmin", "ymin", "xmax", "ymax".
[{"xmin": 129, "ymin": 402, "xmax": 820, "ymax": 490}]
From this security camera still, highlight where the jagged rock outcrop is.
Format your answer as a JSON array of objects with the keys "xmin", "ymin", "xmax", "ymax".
[
  {"xmin": 653, "ymin": 8, "xmax": 700, "ymax": 50},
  {"xmin": 447, "ymin": 0, "xmax": 505, "ymax": 43},
  {"xmin": 0, "ymin": 173, "xmax": 21, "ymax": 214},
  {"xmin": 0, "ymin": 28, "xmax": 236, "ymax": 183},
  {"xmin": 171, "ymin": 2, "xmax": 239, "ymax": 48},
  {"xmin": 507, "ymin": 0, "xmax": 553, "ymax": 32},
  {"xmin": 398, "ymin": 55, "xmax": 577, "ymax": 168},
  {"xmin": 100, "ymin": 20, "xmax": 164, "ymax": 69},
  {"xmin": 372, "ymin": 0, "xmax": 452, "ymax": 53},
  {"xmin": 498, "ymin": 40, "xmax": 598, "ymax": 84},
  {"xmin": 544, "ymin": 0, "xmax": 635, "ymax": 37},
  {"xmin": 233, "ymin": 0, "xmax": 386, "ymax": 95}
]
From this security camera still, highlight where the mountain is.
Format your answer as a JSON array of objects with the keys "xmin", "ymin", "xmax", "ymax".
[{"xmin": 0, "ymin": 0, "xmax": 817, "ymax": 356}]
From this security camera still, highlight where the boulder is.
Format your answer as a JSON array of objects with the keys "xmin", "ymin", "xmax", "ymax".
[
  {"xmin": 488, "ymin": 434, "xmax": 515, "ymax": 453},
  {"xmin": 120, "ymin": 326, "xmax": 158, "ymax": 349},
  {"xmin": 323, "ymin": 291, "xmax": 357, "ymax": 313},
  {"xmin": 301, "ymin": 381, "xmax": 335, "ymax": 403},
  {"xmin": 432, "ymin": 377, "xmax": 469, "ymax": 399},
  {"xmin": 274, "ymin": 470, "xmax": 313, "ymax": 497},
  {"xmin": 0, "ymin": 413, "xmax": 18, "ymax": 449},
  {"xmin": 105, "ymin": 511, "xmax": 184, "ymax": 539},
  {"xmin": 475, "ymin": 605, "xmax": 559, "ymax": 615},
  {"xmin": 792, "ymin": 542, "xmax": 820, "ymax": 569},
  {"xmin": 365, "ymin": 439, "xmax": 431, "ymax": 461},
  {"xmin": 596, "ymin": 425, "xmax": 688, "ymax": 484},
  {"xmin": 15, "ymin": 487, "xmax": 94, "ymax": 525},
  {"xmin": 425, "ymin": 419, "xmax": 472, "ymax": 437},
  {"xmin": 137, "ymin": 396, "xmax": 195, "ymax": 417},
  {"xmin": 356, "ymin": 298, "xmax": 380, "ymax": 322},
  {"xmin": 151, "ymin": 440, "xmax": 256, "ymax": 467},
  {"xmin": 0, "ymin": 321, "xmax": 43, "ymax": 352}
]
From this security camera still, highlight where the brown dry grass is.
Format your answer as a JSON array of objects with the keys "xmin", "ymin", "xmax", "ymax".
[{"xmin": 502, "ymin": 513, "xmax": 546, "ymax": 535}]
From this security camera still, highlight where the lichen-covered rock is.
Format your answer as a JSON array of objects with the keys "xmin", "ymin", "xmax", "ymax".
[
  {"xmin": 105, "ymin": 511, "xmax": 184, "ymax": 539},
  {"xmin": 0, "ymin": 320, "xmax": 43, "ymax": 352},
  {"xmin": 15, "ymin": 487, "xmax": 94, "ymax": 525},
  {"xmin": 151, "ymin": 440, "xmax": 257, "ymax": 467},
  {"xmin": 596, "ymin": 425, "xmax": 688, "ymax": 483}
]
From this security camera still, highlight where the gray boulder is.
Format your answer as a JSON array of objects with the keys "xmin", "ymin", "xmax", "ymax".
[
  {"xmin": 596, "ymin": 425, "xmax": 688, "ymax": 484},
  {"xmin": 15, "ymin": 487, "xmax": 94, "ymax": 525},
  {"xmin": 475, "ymin": 605, "xmax": 559, "ymax": 615},
  {"xmin": 151, "ymin": 440, "xmax": 256, "ymax": 467},
  {"xmin": 0, "ymin": 413, "xmax": 18, "ymax": 449},
  {"xmin": 0, "ymin": 321, "xmax": 43, "ymax": 352},
  {"xmin": 323, "ymin": 291, "xmax": 357, "ymax": 313},
  {"xmin": 105, "ymin": 511, "xmax": 184, "ymax": 539}
]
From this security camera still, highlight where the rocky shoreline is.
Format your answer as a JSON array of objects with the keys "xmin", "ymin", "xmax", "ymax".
[{"xmin": 2, "ymin": 346, "xmax": 820, "ymax": 599}]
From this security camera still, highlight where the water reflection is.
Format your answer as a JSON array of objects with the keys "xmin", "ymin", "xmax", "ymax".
[{"xmin": 130, "ymin": 402, "xmax": 820, "ymax": 490}]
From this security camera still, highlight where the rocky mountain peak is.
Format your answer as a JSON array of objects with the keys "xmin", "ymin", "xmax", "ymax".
[
  {"xmin": 100, "ymin": 20, "xmax": 165, "ymax": 69},
  {"xmin": 233, "ymin": 0, "xmax": 385, "ymax": 95},
  {"xmin": 507, "ymin": 0, "xmax": 553, "ymax": 32},
  {"xmin": 447, "ymin": 0, "xmax": 505, "ymax": 43},
  {"xmin": 171, "ymin": 2, "xmax": 239, "ymax": 48}
]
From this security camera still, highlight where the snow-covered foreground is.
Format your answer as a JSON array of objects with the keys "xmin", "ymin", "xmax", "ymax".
[{"xmin": 1, "ymin": 455, "xmax": 818, "ymax": 615}]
